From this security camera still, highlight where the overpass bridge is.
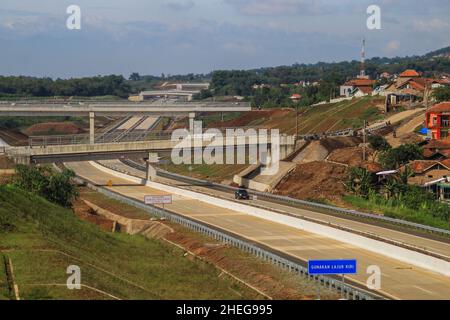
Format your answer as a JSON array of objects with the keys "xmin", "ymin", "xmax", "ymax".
[
  {"xmin": 138, "ymin": 90, "xmax": 200, "ymax": 101},
  {"xmin": 0, "ymin": 101, "xmax": 251, "ymax": 144},
  {"xmin": 5, "ymin": 133, "xmax": 296, "ymax": 165}
]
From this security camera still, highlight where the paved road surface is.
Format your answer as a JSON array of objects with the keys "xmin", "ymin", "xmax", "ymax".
[
  {"xmin": 386, "ymin": 112, "xmax": 426, "ymax": 147},
  {"xmin": 101, "ymin": 160, "xmax": 450, "ymax": 259},
  {"xmin": 369, "ymin": 108, "xmax": 426, "ymax": 129},
  {"xmin": 66, "ymin": 161, "xmax": 450, "ymax": 300}
]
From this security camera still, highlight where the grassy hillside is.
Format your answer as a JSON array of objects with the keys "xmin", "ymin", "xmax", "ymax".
[
  {"xmin": 295, "ymin": 97, "xmax": 385, "ymax": 134},
  {"xmin": 0, "ymin": 184, "xmax": 260, "ymax": 300}
]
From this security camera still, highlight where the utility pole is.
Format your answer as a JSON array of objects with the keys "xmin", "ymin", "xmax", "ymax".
[
  {"xmin": 363, "ymin": 120, "xmax": 367, "ymax": 162},
  {"xmin": 296, "ymin": 104, "xmax": 299, "ymax": 138}
]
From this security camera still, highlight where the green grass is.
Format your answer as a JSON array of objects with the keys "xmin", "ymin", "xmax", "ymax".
[
  {"xmin": 0, "ymin": 184, "xmax": 261, "ymax": 300},
  {"xmin": 343, "ymin": 195, "xmax": 450, "ymax": 230},
  {"xmin": 0, "ymin": 254, "xmax": 11, "ymax": 300},
  {"xmin": 198, "ymin": 112, "xmax": 244, "ymax": 128},
  {"xmin": 159, "ymin": 162, "xmax": 248, "ymax": 182},
  {"xmin": 296, "ymin": 96, "xmax": 385, "ymax": 134}
]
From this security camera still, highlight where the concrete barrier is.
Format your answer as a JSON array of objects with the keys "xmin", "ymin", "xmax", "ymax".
[{"xmin": 90, "ymin": 161, "xmax": 450, "ymax": 278}]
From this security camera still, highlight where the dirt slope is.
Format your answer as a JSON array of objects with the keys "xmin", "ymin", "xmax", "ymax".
[{"xmin": 274, "ymin": 161, "xmax": 348, "ymax": 204}]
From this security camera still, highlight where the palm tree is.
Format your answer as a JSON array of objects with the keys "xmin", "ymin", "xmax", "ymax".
[{"xmin": 345, "ymin": 167, "xmax": 374, "ymax": 198}]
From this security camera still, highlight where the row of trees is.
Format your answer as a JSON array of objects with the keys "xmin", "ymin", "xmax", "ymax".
[
  {"xmin": 14, "ymin": 165, "xmax": 78, "ymax": 208},
  {"xmin": 0, "ymin": 75, "xmax": 131, "ymax": 98}
]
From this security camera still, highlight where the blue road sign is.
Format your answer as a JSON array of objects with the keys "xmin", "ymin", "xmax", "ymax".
[{"xmin": 308, "ymin": 259, "xmax": 357, "ymax": 275}]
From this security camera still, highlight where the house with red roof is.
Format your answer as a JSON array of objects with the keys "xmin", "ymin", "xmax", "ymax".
[
  {"xmin": 290, "ymin": 93, "xmax": 302, "ymax": 101},
  {"xmin": 399, "ymin": 69, "xmax": 421, "ymax": 78},
  {"xmin": 426, "ymin": 102, "xmax": 450, "ymax": 140},
  {"xmin": 402, "ymin": 159, "xmax": 450, "ymax": 186},
  {"xmin": 339, "ymin": 79, "xmax": 376, "ymax": 98}
]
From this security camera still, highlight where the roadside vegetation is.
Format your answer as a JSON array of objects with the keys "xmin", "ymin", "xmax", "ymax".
[
  {"xmin": 0, "ymin": 184, "xmax": 264, "ymax": 300},
  {"xmin": 13, "ymin": 165, "xmax": 78, "ymax": 208},
  {"xmin": 345, "ymin": 165, "xmax": 449, "ymax": 229}
]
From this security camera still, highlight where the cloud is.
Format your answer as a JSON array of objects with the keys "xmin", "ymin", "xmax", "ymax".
[
  {"xmin": 224, "ymin": 0, "xmax": 331, "ymax": 16},
  {"xmin": 384, "ymin": 40, "xmax": 400, "ymax": 54},
  {"xmin": 413, "ymin": 18, "xmax": 450, "ymax": 31},
  {"xmin": 163, "ymin": 1, "xmax": 196, "ymax": 11}
]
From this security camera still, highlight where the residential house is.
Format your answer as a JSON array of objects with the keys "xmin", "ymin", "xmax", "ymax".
[
  {"xmin": 290, "ymin": 93, "xmax": 302, "ymax": 102},
  {"xmin": 403, "ymin": 159, "xmax": 450, "ymax": 186},
  {"xmin": 340, "ymin": 79, "xmax": 375, "ymax": 98},
  {"xmin": 426, "ymin": 102, "xmax": 450, "ymax": 140}
]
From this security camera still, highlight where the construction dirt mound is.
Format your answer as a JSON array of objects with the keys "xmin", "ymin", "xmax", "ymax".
[
  {"xmin": 293, "ymin": 136, "xmax": 363, "ymax": 164},
  {"xmin": 274, "ymin": 161, "xmax": 348, "ymax": 205},
  {"xmin": 292, "ymin": 141, "xmax": 328, "ymax": 163},
  {"xmin": 319, "ymin": 136, "xmax": 363, "ymax": 152},
  {"xmin": 328, "ymin": 146, "xmax": 374, "ymax": 167},
  {"xmin": 25, "ymin": 122, "xmax": 85, "ymax": 136}
]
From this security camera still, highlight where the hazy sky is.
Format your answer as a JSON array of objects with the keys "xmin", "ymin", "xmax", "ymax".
[{"xmin": 0, "ymin": 0, "xmax": 449, "ymax": 78}]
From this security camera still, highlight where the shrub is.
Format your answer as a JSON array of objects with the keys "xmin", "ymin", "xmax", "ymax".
[{"xmin": 13, "ymin": 165, "xmax": 78, "ymax": 208}]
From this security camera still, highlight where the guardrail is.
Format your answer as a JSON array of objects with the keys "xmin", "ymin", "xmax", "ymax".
[
  {"xmin": 121, "ymin": 159, "xmax": 450, "ymax": 237},
  {"xmin": 29, "ymin": 131, "xmax": 175, "ymax": 147},
  {"xmin": 28, "ymin": 126, "xmax": 278, "ymax": 147},
  {"xmin": 73, "ymin": 174, "xmax": 380, "ymax": 300},
  {"xmin": 298, "ymin": 123, "xmax": 390, "ymax": 141}
]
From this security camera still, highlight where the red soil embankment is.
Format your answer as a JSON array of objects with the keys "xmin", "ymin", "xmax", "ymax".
[{"xmin": 25, "ymin": 122, "xmax": 85, "ymax": 136}]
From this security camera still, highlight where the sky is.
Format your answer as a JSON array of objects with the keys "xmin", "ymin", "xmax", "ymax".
[{"xmin": 0, "ymin": 0, "xmax": 449, "ymax": 78}]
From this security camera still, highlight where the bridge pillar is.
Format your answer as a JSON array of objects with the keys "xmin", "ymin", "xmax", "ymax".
[
  {"xmin": 89, "ymin": 112, "xmax": 95, "ymax": 144},
  {"xmin": 146, "ymin": 153, "xmax": 159, "ymax": 181},
  {"xmin": 188, "ymin": 112, "xmax": 196, "ymax": 133}
]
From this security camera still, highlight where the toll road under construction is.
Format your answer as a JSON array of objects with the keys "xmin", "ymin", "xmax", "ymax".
[{"xmin": 63, "ymin": 160, "xmax": 450, "ymax": 300}]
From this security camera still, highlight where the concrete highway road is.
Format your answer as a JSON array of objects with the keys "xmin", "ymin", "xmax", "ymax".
[
  {"xmin": 103, "ymin": 160, "xmax": 450, "ymax": 259},
  {"xmin": 66, "ymin": 161, "xmax": 450, "ymax": 300}
]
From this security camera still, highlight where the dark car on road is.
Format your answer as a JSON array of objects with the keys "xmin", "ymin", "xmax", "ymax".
[{"xmin": 235, "ymin": 188, "xmax": 250, "ymax": 200}]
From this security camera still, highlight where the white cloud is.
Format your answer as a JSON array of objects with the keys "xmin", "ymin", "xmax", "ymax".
[
  {"xmin": 413, "ymin": 18, "xmax": 450, "ymax": 31},
  {"xmin": 224, "ymin": 0, "xmax": 331, "ymax": 16},
  {"xmin": 384, "ymin": 40, "xmax": 400, "ymax": 54}
]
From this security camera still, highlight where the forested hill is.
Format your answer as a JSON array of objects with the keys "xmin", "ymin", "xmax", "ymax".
[
  {"xmin": 0, "ymin": 75, "xmax": 131, "ymax": 99},
  {"xmin": 0, "ymin": 46, "xmax": 449, "ymax": 99},
  {"xmin": 209, "ymin": 46, "xmax": 450, "ymax": 97}
]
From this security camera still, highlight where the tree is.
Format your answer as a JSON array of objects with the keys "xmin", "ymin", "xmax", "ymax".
[
  {"xmin": 379, "ymin": 144, "xmax": 423, "ymax": 169},
  {"xmin": 399, "ymin": 166, "xmax": 414, "ymax": 185},
  {"xmin": 129, "ymin": 73, "xmax": 141, "ymax": 81},
  {"xmin": 432, "ymin": 86, "xmax": 450, "ymax": 103},
  {"xmin": 345, "ymin": 167, "xmax": 375, "ymax": 198},
  {"xmin": 14, "ymin": 165, "xmax": 78, "ymax": 208},
  {"xmin": 368, "ymin": 135, "xmax": 391, "ymax": 162}
]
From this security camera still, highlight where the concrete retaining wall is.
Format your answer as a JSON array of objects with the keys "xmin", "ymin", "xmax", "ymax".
[{"xmin": 90, "ymin": 161, "xmax": 450, "ymax": 278}]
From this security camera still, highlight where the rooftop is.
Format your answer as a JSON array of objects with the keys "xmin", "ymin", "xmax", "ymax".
[
  {"xmin": 343, "ymin": 79, "xmax": 375, "ymax": 86},
  {"xmin": 427, "ymin": 102, "xmax": 450, "ymax": 114},
  {"xmin": 405, "ymin": 159, "xmax": 450, "ymax": 174},
  {"xmin": 399, "ymin": 69, "xmax": 420, "ymax": 78}
]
